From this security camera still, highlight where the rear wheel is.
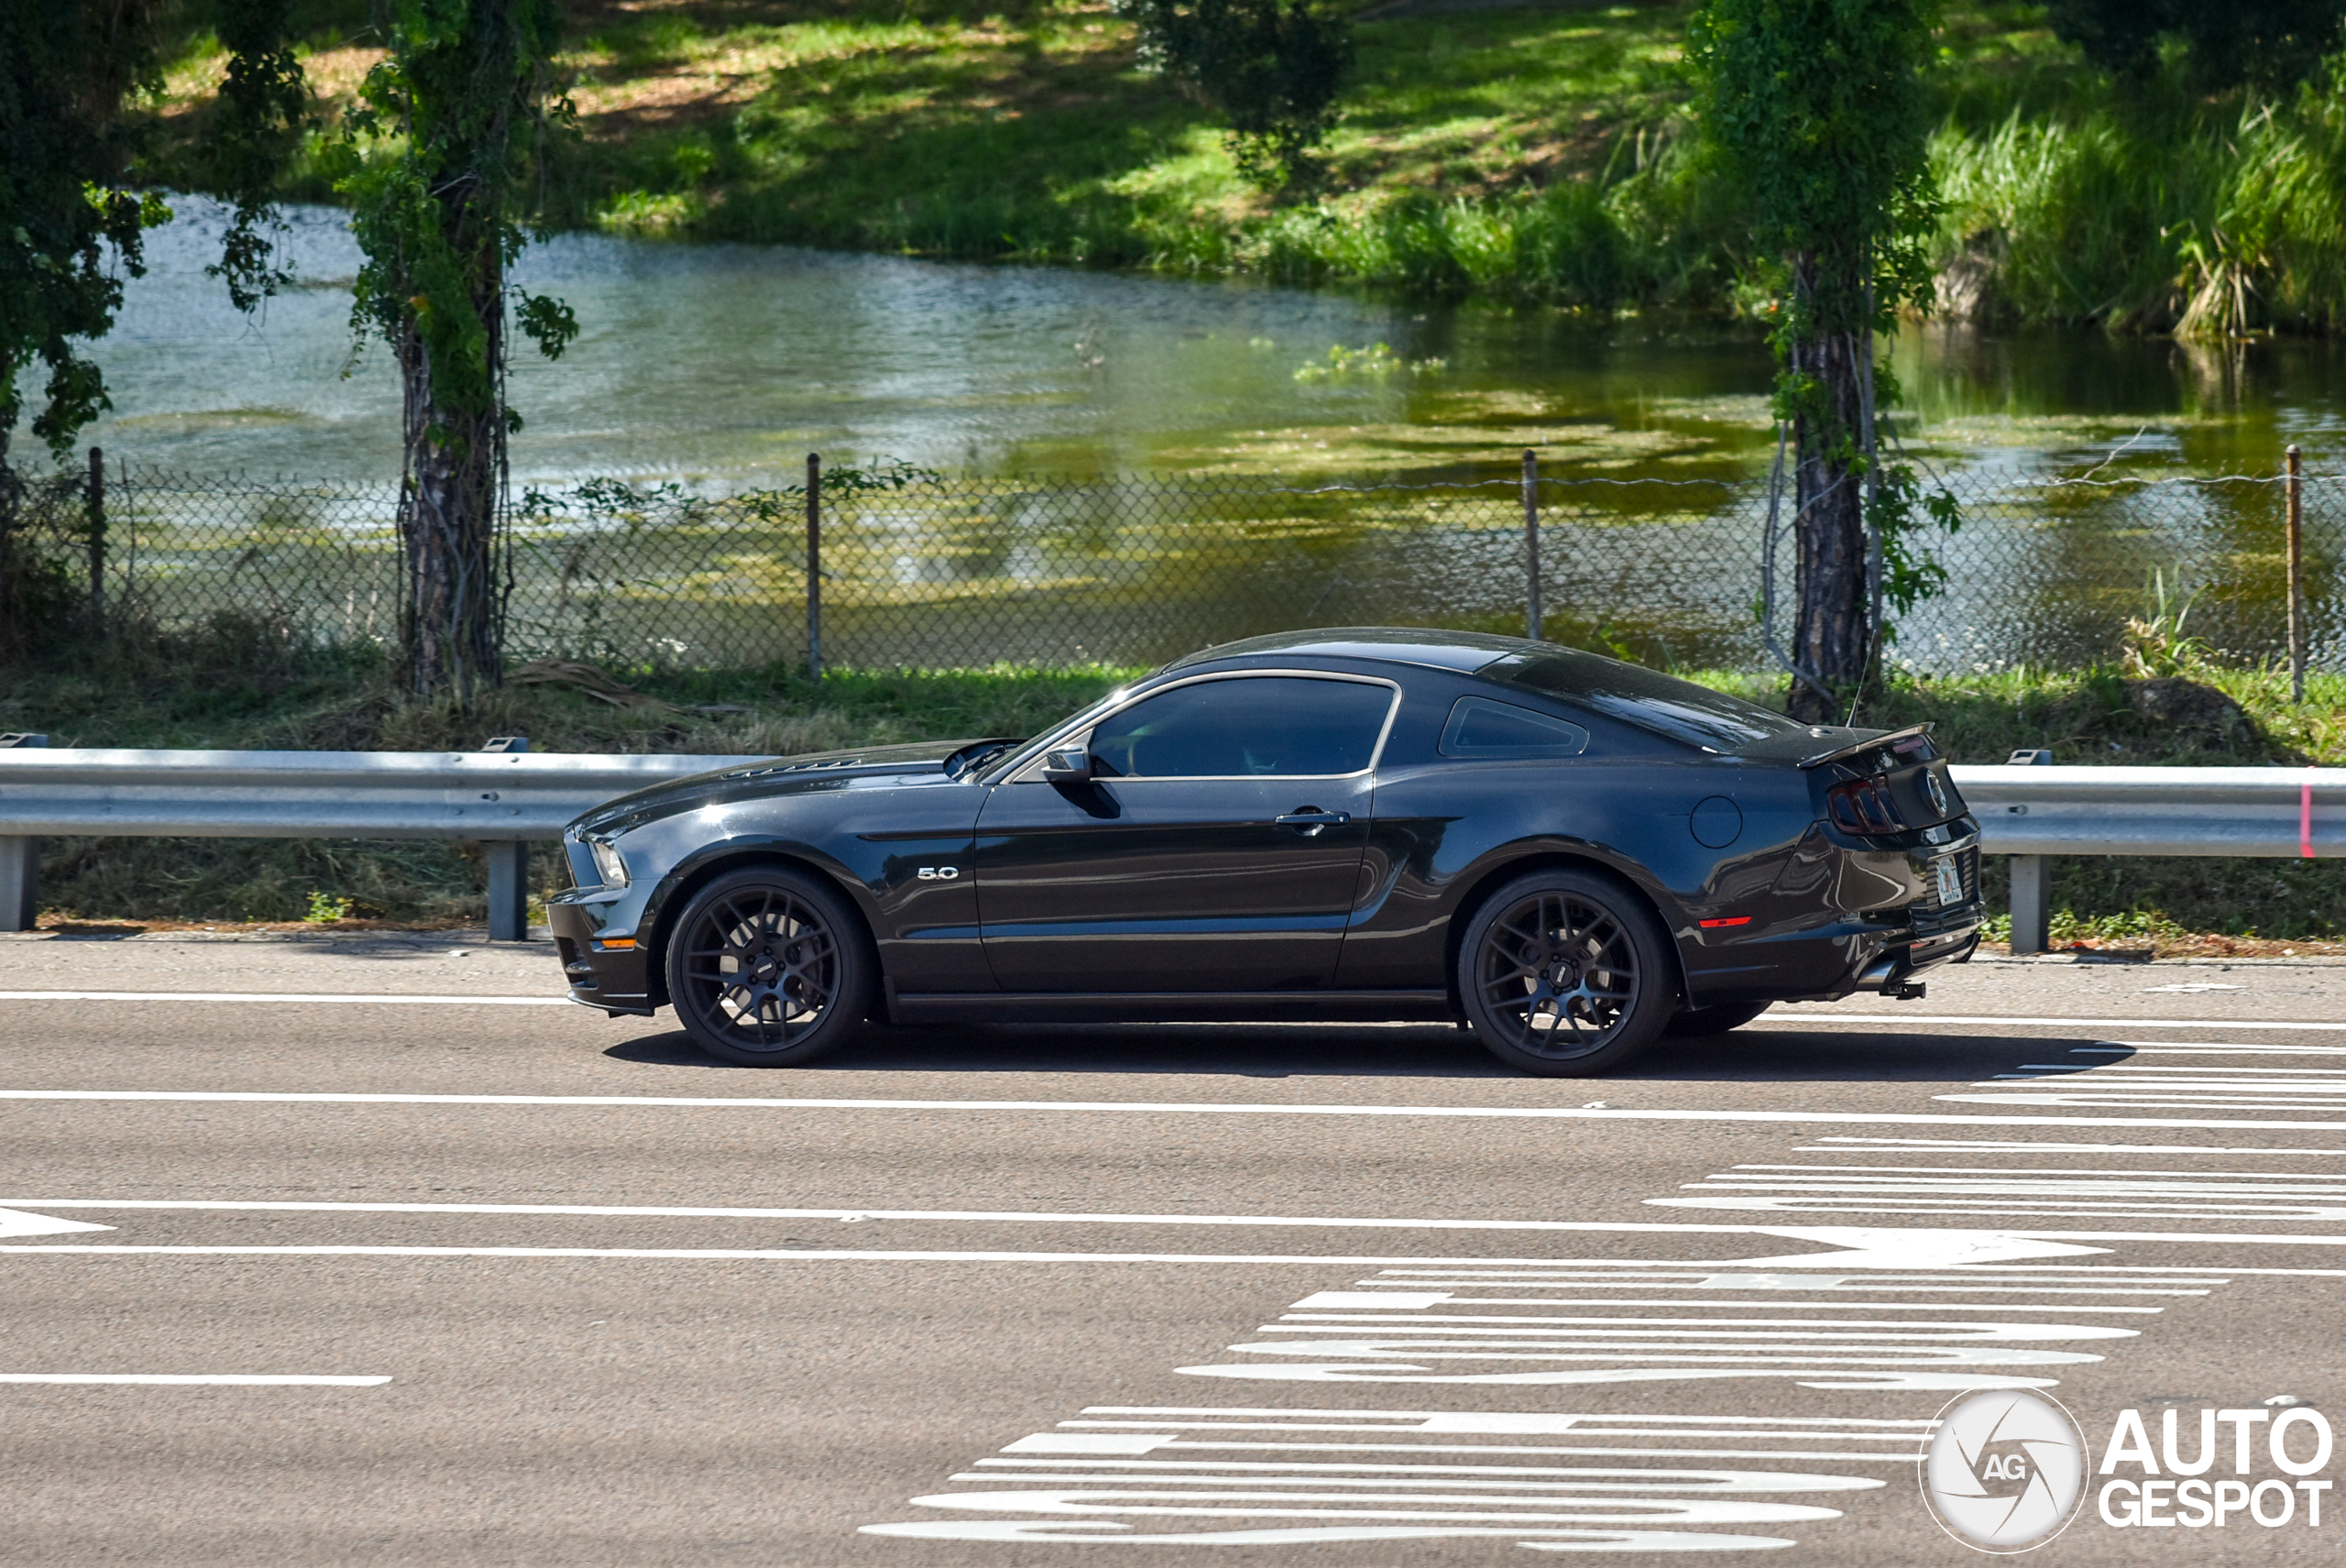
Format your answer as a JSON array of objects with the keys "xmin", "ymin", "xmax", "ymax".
[
  {"xmin": 1664, "ymin": 1000, "xmax": 1773, "ymax": 1036},
  {"xmin": 1458, "ymin": 869, "xmax": 1673, "ymax": 1077},
  {"xmin": 663, "ymin": 866, "xmax": 872, "ymax": 1067}
]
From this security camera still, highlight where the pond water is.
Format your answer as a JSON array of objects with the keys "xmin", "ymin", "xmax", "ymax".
[{"xmin": 39, "ymin": 198, "xmax": 2346, "ymax": 488}]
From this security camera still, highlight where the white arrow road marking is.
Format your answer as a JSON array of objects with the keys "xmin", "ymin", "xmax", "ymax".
[{"xmin": 0, "ymin": 1206, "xmax": 110, "ymax": 1238}]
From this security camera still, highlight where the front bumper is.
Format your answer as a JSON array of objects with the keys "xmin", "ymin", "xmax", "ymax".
[{"xmin": 545, "ymin": 894, "xmax": 659, "ymax": 1017}]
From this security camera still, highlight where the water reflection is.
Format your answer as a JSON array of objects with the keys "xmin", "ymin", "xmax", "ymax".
[{"xmin": 38, "ymin": 197, "xmax": 2346, "ymax": 488}]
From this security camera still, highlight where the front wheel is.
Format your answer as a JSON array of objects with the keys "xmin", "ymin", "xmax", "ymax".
[
  {"xmin": 1459, "ymin": 869, "xmax": 1673, "ymax": 1077},
  {"xmin": 663, "ymin": 866, "xmax": 872, "ymax": 1067}
]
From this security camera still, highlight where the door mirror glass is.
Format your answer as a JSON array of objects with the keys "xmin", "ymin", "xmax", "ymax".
[
  {"xmin": 1041, "ymin": 746, "xmax": 1093, "ymax": 782},
  {"xmin": 1088, "ymin": 676, "xmax": 1394, "ymax": 778}
]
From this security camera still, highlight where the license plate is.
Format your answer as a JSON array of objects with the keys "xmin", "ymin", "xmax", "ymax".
[{"xmin": 1933, "ymin": 857, "xmax": 1964, "ymax": 906}]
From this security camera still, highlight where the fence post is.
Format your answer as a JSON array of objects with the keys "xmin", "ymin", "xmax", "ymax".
[
  {"xmin": 2288, "ymin": 443, "xmax": 2305, "ymax": 704},
  {"xmin": 0, "ymin": 732, "xmax": 48, "ymax": 933},
  {"xmin": 479, "ymin": 736, "xmax": 531, "ymax": 942},
  {"xmin": 86, "ymin": 446, "xmax": 105, "ymax": 623},
  {"xmin": 1521, "ymin": 448, "xmax": 1541, "ymax": 642},
  {"xmin": 806, "ymin": 453, "xmax": 823, "ymax": 681}
]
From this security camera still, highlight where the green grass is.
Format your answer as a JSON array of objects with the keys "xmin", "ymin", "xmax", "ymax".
[
  {"xmin": 13, "ymin": 623, "xmax": 2346, "ymax": 940},
  {"xmin": 151, "ymin": 0, "xmax": 2346, "ymax": 330}
]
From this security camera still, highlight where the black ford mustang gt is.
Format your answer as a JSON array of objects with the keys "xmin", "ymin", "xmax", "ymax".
[{"xmin": 548, "ymin": 629, "xmax": 1981, "ymax": 1076}]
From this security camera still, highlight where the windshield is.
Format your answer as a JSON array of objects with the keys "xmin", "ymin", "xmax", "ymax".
[{"xmin": 1474, "ymin": 649, "xmax": 1809, "ymax": 751}]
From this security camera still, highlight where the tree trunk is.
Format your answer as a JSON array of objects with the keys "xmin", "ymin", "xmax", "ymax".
[
  {"xmin": 393, "ymin": 230, "xmax": 506, "ymax": 705},
  {"xmin": 1784, "ymin": 253, "xmax": 1871, "ymax": 725},
  {"xmin": 0, "ymin": 356, "xmax": 22, "ymax": 663}
]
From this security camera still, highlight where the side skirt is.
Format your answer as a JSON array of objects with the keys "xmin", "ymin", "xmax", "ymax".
[{"xmin": 887, "ymin": 990, "xmax": 1456, "ymax": 1025}]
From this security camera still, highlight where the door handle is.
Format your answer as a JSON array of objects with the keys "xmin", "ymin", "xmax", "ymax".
[{"xmin": 1275, "ymin": 808, "xmax": 1351, "ymax": 836}]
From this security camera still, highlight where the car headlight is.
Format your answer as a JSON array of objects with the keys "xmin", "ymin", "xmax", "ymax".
[{"xmin": 588, "ymin": 839, "xmax": 630, "ymax": 888}]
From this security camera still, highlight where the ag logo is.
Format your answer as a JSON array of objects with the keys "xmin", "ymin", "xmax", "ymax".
[{"xmin": 1921, "ymin": 1390, "xmax": 2088, "ymax": 1552}]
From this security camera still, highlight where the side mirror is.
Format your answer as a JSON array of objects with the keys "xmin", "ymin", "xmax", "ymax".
[{"xmin": 1042, "ymin": 746, "xmax": 1093, "ymax": 783}]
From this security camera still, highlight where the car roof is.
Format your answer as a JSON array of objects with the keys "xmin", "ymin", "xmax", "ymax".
[{"xmin": 1161, "ymin": 627, "xmax": 1542, "ymax": 676}]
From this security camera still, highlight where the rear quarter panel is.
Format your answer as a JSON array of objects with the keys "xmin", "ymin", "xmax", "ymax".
[{"xmin": 1333, "ymin": 755, "xmax": 1819, "ymax": 999}]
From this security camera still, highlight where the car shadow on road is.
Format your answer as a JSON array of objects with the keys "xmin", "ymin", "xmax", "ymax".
[{"xmin": 604, "ymin": 1020, "xmax": 2132, "ymax": 1082}]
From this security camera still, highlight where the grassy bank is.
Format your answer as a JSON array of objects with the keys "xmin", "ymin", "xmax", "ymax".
[
  {"xmin": 10, "ymin": 631, "xmax": 2346, "ymax": 948},
  {"xmin": 150, "ymin": 0, "xmax": 2346, "ymax": 330}
]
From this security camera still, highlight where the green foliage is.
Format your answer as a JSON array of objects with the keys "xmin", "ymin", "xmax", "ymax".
[
  {"xmin": 1115, "ymin": 0, "xmax": 1352, "ymax": 190},
  {"xmin": 2046, "ymin": 0, "xmax": 2345, "ymax": 87},
  {"xmin": 197, "ymin": 0, "xmax": 312, "ymax": 312},
  {"xmin": 2120, "ymin": 568, "xmax": 2220, "ymax": 678},
  {"xmin": 1688, "ymin": 0, "xmax": 1943, "ymax": 337},
  {"xmin": 1290, "ymin": 343, "xmax": 1443, "ymax": 381},
  {"xmin": 0, "ymin": 0, "xmax": 307, "ymax": 472},
  {"xmin": 0, "ymin": 2, "xmax": 170, "ymax": 463},
  {"xmin": 1932, "ymin": 79, "xmax": 2346, "ymax": 335},
  {"xmin": 304, "ymin": 889, "xmax": 356, "ymax": 922},
  {"xmin": 332, "ymin": 0, "xmax": 578, "ymax": 429}
]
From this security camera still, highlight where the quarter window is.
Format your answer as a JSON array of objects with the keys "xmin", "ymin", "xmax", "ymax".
[
  {"xmin": 1089, "ymin": 676, "xmax": 1393, "ymax": 778},
  {"xmin": 1439, "ymin": 696, "xmax": 1590, "ymax": 758}
]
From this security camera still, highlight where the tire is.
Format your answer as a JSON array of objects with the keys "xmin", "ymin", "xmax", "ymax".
[
  {"xmin": 1458, "ymin": 868, "xmax": 1674, "ymax": 1077},
  {"xmin": 1663, "ymin": 1000, "xmax": 1773, "ymax": 1037},
  {"xmin": 663, "ymin": 865, "xmax": 873, "ymax": 1067}
]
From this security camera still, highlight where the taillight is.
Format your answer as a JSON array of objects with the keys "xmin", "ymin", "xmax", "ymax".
[{"xmin": 1826, "ymin": 775, "xmax": 1906, "ymax": 835}]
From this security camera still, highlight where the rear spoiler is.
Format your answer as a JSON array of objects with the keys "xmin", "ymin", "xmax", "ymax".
[{"xmin": 1798, "ymin": 722, "xmax": 1935, "ymax": 770}]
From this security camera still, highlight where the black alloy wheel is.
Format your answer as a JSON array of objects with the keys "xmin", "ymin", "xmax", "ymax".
[
  {"xmin": 663, "ymin": 865, "xmax": 872, "ymax": 1067},
  {"xmin": 1459, "ymin": 868, "xmax": 1672, "ymax": 1076},
  {"xmin": 1663, "ymin": 1000, "xmax": 1773, "ymax": 1037}
]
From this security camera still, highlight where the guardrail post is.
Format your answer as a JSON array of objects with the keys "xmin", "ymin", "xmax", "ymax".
[
  {"xmin": 2008, "ymin": 856, "xmax": 2050, "ymax": 957},
  {"xmin": 0, "ymin": 733, "xmax": 49, "ymax": 933},
  {"xmin": 1522, "ymin": 448, "xmax": 1541, "ymax": 642},
  {"xmin": 2003, "ymin": 748, "xmax": 2054, "ymax": 955},
  {"xmin": 479, "ymin": 736, "xmax": 531, "ymax": 941}
]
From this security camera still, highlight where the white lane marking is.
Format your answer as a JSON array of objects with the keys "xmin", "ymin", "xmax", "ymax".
[
  {"xmin": 863, "ymin": 1248, "xmax": 2232, "ymax": 1551},
  {"xmin": 1939, "ymin": 1091, "xmax": 2346, "ymax": 1111},
  {"xmin": 0, "ymin": 1199, "xmax": 2106, "ymax": 1236},
  {"xmin": 1179, "ymin": 1268, "xmax": 2133, "ymax": 1393},
  {"xmin": 0, "ymin": 992, "xmax": 567, "ymax": 1005},
  {"xmin": 1804, "ymin": 1137, "xmax": 2346, "ymax": 1156},
  {"xmin": 1656, "ymin": 1135, "xmax": 2346, "ymax": 1224},
  {"xmin": 16, "ymin": 1086, "xmax": 2346, "ymax": 1135},
  {"xmin": 1754, "ymin": 1014, "xmax": 2346, "ymax": 1031},
  {"xmin": 0, "ymin": 1206, "xmax": 109, "ymax": 1238},
  {"xmin": 0, "ymin": 1213, "xmax": 2113, "ymax": 1271},
  {"xmin": 866, "ymin": 1401, "xmax": 1898, "ymax": 1551},
  {"xmin": 0, "ymin": 1373, "xmax": 389, "ymax": 1386},
  {"xmin": 1737, "ymin": 1162, "xmax": 2346, "ymax": 1179}
]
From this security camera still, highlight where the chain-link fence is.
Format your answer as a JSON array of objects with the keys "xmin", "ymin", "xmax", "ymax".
[{"xmin": 56, "ymin": 458, "xmax": 2345, "ymax": 675}]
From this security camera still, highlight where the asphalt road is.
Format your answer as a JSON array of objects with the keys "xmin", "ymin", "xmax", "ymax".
[{"xmin": 5, "ymin": 933, "xmax": 2345, "ymax": 1565}]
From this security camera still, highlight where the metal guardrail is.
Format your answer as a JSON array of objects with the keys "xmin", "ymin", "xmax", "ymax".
[
  {"xmin": 0, "ymin": 742, "xmax": 2335, "ymax": 952},
  {"xmin": 1951, "ymin": 760, "xmax": 2346, "ymax": 953},
  {"xmin": 0, "ymin": 738, "xmax": 762, "ymax": 939}
]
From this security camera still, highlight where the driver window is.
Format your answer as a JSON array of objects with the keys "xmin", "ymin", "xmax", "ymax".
[{"xmin": 1088, "ymin": 676, "xmax": 1392, "ymax": 778}]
